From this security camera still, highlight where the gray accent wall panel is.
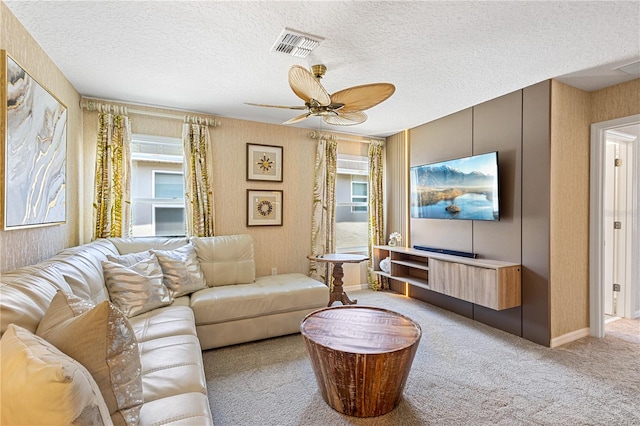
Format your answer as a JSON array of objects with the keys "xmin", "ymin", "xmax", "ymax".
[
  {"xmin": 521, "ymin": 81, "xmax": 551, "ymax": 346},
  {"xmin": 406, "ymin": 83, "xmax": 552, "ymax": 344},
  {"xmin": 472, "ymin": 91, "xmax": 523, "ymax": 264},
  {"xmin": 472, "ymin": 91, "xmax": 524, "ymax": 335},
  {"xmin": 410, "ymin": 108, "xmax": 473, "ymax": 252}
]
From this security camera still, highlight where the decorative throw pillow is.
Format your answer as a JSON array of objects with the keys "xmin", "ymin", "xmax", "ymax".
[
  {"xmin": 36, "ymin": 297, "xmax": 143, "ymax": 426},
  {"xmin": 102, "ymin": 253, "xmax": 173, "ymax": 317},
  {"xmin": 1, "ymin": 324, "xmax": 112, "ymax": 426},
  {"xmin": 36, "ymin": 290, "xmax": 95, "ymax": 336},
  {"xmin": 152, "ymin": 244, "xmax": 207, "ymax": 297},
  {"xmin": 107, "ymin": 250, "xmax": 153, "ymax": 267}
]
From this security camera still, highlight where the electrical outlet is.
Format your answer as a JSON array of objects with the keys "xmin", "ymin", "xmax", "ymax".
[{"xmin": 271, "ymin": 267, "xmax": 277, "ymax": 275}]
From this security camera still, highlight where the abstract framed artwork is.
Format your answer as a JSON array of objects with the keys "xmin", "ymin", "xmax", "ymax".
[
  {"xmin": 246, "ymin": 143, "xmax": 283, "ymax": 182},
  {"xmin": 1, "ymin": 50, "xmax": 67, "ymax": 230},
  {"xmin": 247, "ymin": 189, "xmax": 283, "ymax": 226}
]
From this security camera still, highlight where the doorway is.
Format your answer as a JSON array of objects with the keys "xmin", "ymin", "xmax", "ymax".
[{"xmin": 590, "ymin": 115, "xmax": 640, "ymax": 338}]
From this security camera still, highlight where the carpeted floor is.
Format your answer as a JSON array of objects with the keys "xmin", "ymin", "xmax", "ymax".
[{"xmin": 203, "ymin": 289, "xmax": 640, "ymax": 425}]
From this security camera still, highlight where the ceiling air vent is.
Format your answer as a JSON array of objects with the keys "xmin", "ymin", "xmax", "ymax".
[{"xmin": 271, "ymin": 28, "xmax": 324, "ymax": 58}]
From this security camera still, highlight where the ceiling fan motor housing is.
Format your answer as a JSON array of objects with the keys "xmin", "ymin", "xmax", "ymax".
[{"xmin": 311, "ymin": 64, "xmax": 327, "ymax": 79}]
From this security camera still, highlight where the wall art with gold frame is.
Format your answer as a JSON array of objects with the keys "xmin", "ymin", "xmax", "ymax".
[
  {"xmin": 247, "ymin": 189, "xmax": 283, "ymax": 226},
  {"xmin": 246, "ymin": 143, "xmax": 283, "ymax": 182},
  {"xmin": 1, "ymin": 50, "xmax": 67, "ymax": 230}
]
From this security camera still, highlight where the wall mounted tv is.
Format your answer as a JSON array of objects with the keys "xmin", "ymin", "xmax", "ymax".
[{"xmin": 410, "ymin": 151, "xmax": 500, "ymax": 221}]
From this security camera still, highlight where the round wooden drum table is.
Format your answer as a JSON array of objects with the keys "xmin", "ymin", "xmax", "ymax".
[{"xmin": 300, "ymin": 305, "xmax": 422, "ymax": 417}]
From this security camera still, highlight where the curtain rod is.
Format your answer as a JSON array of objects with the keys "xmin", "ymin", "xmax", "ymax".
[
  {"xmin": 308, "ymin": 130, "xmax": 384, "ymax": 144},
  {"xmin": 79, "ymin": 99, "xmax": 221, "ymax": 127}
]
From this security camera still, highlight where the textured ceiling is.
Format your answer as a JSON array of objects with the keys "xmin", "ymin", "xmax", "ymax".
[{"xmin": 4, "ymin": 1, "xmax": 640, "ymax": 137}]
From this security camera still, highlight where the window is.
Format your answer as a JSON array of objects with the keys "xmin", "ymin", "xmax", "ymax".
[
  {"xmin": 153, "ymin": 205, "xmax": 185, "ymax": 236},
  {"xmin": 154, "ymin": 171, "xmax": 184, "ymax": 199},
  {"xmin": 351, "ymin": 180, "xmax": 368, "ymax": 213},
  {"xmin": 335, "ymin": 154, "xmax": 369, "ymax": 253},
  {"xmin": 152, "ymin": 171, "xmax": 185, "ymax": 236},
  {"xmin": 130, "ymin": 134, "xmax": 186, "ymax": 237}
]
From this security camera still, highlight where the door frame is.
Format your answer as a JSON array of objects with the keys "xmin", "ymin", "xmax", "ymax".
[{"xmin": 590, "ymin": 114, "xmax": 640, "ymax": 337}]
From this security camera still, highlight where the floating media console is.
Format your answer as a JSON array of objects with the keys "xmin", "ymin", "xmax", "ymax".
[
  {"xmin": 373, "ymin": 245, "xmax": 521, "ymax": 311},
  {"xmin": 413, "ymin": 245, "xmax": 478, "ymax": 259}
]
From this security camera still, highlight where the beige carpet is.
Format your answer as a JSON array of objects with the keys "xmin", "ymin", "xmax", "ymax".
[{"xmin": 203, "ymin": 290, "xmax": 640, "ymax": 425}]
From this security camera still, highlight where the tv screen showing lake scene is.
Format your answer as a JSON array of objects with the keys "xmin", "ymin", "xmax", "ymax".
[{"xmin": 410, "ymin": 152, "xmax": 499, "ymax": 221}]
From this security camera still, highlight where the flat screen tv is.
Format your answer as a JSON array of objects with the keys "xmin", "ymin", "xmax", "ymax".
[{"xmin": 410, "ymin": 151, "xmax": 500, "ymax": 221}]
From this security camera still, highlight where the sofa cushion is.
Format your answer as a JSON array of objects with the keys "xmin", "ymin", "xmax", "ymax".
[
  {"xmin": 190, "ymin": 273, "xmax": 327, "ymax": 325},
  {"xmin": 138, "ymin": 334, "xmax": 207, "ymax": 403},
  {"xmin": 0, "ymin": 267, "xmax": 68, "ymax": 335},
  {"xmin": 128, "ymin": 305, "xmax": 197, "ymax": 343},
  {"xmin": 191, "ymin": 235, "xmax": 255, "ymax": 286},
  {"xmin": 102, "ymin": 254, "xmax": 173, "ymax": 317},
  {"xmin": 0, "ymin": 324, "xmax": 113, "ymax": 426},
  {"xmin": 109, "ymin": 237, "xmax": 189, "ymax": 255},
  {"xmin": 152, "ymin": 244, "xmax": 207, "ymax": 297},
  {"xmin": 37, "ymin": 295, "xmax": 144, "ymax": 426},
  {"xmin": 139, "ymin": 393, "xmax": 213, "ymax": 426},
  {"xmin": 45, "ymin": 239, "xmax": 119, "ymax": 304}
]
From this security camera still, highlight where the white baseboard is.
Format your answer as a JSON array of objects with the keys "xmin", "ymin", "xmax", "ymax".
[{"xmin": 550, "ymin": 327, "xmax": 590, "ymax": 348}]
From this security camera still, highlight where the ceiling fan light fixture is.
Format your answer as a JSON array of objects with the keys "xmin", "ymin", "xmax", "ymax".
[{"xmin": 271, "ymin": 28, "xmax": 324, "ymax": 59}]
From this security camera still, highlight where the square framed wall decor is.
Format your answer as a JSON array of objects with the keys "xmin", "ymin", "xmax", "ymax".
[
  {"xmin": 1, "ymin": 50, "xmax": 67, "ymax": 230},
  {"xmin": 247, "ymin": 143, "xmax": 283, "ymax": 182},
  {"xmin": 247, "ymin": 189, "xmax": 283, "ymax": 226}
]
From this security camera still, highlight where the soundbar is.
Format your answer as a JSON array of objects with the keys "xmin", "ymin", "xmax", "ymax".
[{"xmin": 413, "ymin": 245, "xmax": 478, "ymax": 259}]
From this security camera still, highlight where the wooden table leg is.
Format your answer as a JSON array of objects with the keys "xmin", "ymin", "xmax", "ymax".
[{"xmin": 328, "ymin": 262, "xmax": 357, "ymax": 306}]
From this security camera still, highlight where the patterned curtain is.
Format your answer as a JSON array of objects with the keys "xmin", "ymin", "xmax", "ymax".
[
  {"xmin": 182, "ymin": 117, "xmax": 215, "ymax": 237},
  {"xmin": 93, "ymin": 110, "xmax": 132, "ymax": 239},
  {"xmin": 368, "ymin": 139, "xmax": 388, "ymax": 290},
  {"xmin": 309, "ymin": 135, "xmax": 338, "ymax": 284}
]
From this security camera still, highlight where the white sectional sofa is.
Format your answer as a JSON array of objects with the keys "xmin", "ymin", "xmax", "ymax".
[{"xmin": 0, "ymin": 234, "xmax": 327, "ymax": 425}]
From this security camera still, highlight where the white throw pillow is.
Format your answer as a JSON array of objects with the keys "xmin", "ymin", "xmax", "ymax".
[
  {"xmin": 37, "ymin": 295, "xmax": 144, "ymax": 426},
  {"xmin": 107, "ymin": 250, "xmax": 153, "ymax": 267},
  {"xmin": 152, "ymin": 244, "xmax": 207, "ymax": 297},
  {"xmin": 1, "ymin": 324, "xmax": 113, "ymax": 426},
  {"xmin": 102, "ymin": 253, "xmax": 173, "ymax": 317}
]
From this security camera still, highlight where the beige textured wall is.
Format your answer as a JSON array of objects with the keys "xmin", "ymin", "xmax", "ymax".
[
  {"xmin": 549, "ymin": 81, "xmax": 591, "ymax": 339},
  {"xmin": 591, "ymin": 79, "xmax": 640, "ymax": 123},
  {"xmin": 547, "ymin": 78, "xmax": 638, "ymax": 340},
  {"xmin": 82, "ymin": 101, "xmax": 369, "ymax": 278},
  {"xmin": 0, "ymin": 2, "xmax": 82, "ymax": 273}
]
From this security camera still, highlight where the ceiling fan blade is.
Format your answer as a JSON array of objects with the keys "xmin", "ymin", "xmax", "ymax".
[
  {"xmin": 245, "ymin": 102, "xmax": 307, "ymax": 110},
  {"xmin": 288, "ymin": 65, "xmax": 331, "ymax": 106},
  {"xmin": 283, "ymin": 112, "xmax": 311, "ymax": 125},
  {"xmin": 323, "ymin": 111, "xmax": 368, "ymax": 126},
  {"xmin": 330, "ymin": 83, "xmax": 395, "ymax": 113}
]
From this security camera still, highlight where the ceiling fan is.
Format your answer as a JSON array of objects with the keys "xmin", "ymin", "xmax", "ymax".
[{"xmin": 246, "ymin": 64, "xmax": 395, "ymax": 126}]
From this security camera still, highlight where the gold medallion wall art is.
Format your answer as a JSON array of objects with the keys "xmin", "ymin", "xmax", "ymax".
[
  {"xmin": 246, "ymin": 143, "xmax": 283, "ymax": 182},
  {"xmin": 247, "ymin": 189, "xmax": 283, "ymax": 226}
]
